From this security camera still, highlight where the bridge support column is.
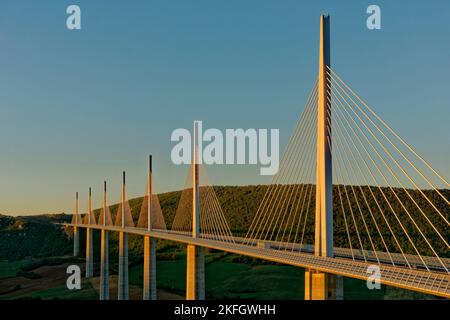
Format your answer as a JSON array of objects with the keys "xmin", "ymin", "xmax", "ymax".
[
  {"xmin": 185, "ymin": 122, "xmax": 205, "ymax": 300},
  {"xmin": 73, "ymin": 226, "xmax": 79, "ymax": 256},
  {"xmin": 143, "ymin": 235, "xmax": 157, "ymax": 300},
  {"xmin": 118, "ymin": 231, "xmax": 129, "ymax": 300},
  {"xmin": 304, "ymin": 270, "xmax": 343, "ymax": 300},
  {"xmin": 143, "ymin": 156, "xmax": 157, "ymax": 300},
  {"xmin": 186, "ymin": 244, "xmax": 205, "ymax": 300},
  {"xmin": 85, "ymin": 227, "xmax": 93, "ymax": 278},
  {"xmin": 331, "ymin": 274, "xmax": 344, "ymax": 300},
  {"xmin": 73, "ymin": 192, "xmax": 80, "ymax": 257},
  {"xmin": 100, "ymin": 229, "xmax": 109, "ymax": 300},
  {"xmin": 306, "ymin": 14, "xmax": 340, "ymax": 301}
]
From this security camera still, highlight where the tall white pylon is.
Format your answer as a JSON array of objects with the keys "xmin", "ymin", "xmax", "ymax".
[
  {"xmin": 100, "ymin": 181, "xmax": 110, "ymax": 300},
  {"xmin": 85, "ymin": 187, "xmax": 94, "ymax": 278},
  {"xmin": 73, "ymin": 192, "xmax": 79, "ymax": 257},
  {"xmin": 118, "ymin": 172, "xmax": 129, "ymax": 300},
  {"xmin": 306, "ymin": 15, "xmax": 343, "ymax": 301},
  {"xmin": 315, "ymin": 14, "xmax": 333, "ymax": 258},
  {"xmin": 186, "ymin": 121, "xmax": 205, "ymax": 300},
  {"xmin": 143, "ymin": 155, "xmax": 157, "ymax": 300}
]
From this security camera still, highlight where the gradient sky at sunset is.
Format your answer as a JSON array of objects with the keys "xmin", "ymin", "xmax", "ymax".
[{"xmin": 0, "ymin": 0, "xmax": 449, "ymax": 215}]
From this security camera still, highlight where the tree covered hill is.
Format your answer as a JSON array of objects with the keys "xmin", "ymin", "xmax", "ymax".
[
  {"xmin": 0, "ymin": 185, "xmax": 448, "ymax": 261},
  {"xmin": 0, "ymin": 214, "xmax": 72, "ymax": 260}
]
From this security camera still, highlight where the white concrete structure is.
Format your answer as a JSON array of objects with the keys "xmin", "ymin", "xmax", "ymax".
[
  {"xmin": 143, "ymin": 155, "xmax": 157, "ymax": 300},
  {"xmin": 117, "ymin": 172, "xmax": 129, "ymax": 300},
  {"xmin": 73, "ymin": 192, "xmax": 79, "ymax": 257},
  {"xmin": 100, "ymin": 181, "xmax": 110, "ymax": 300},
  {"xmin": 86, "ymin": 188, "xmax": 94, "ymax": 278},
  {"xmin": 186, "ymin": 121, "xmax": 205, "ymax": 300},
  {"xmin": 306, "ymin": 15, "xmax": 343, "ymax": 300}
]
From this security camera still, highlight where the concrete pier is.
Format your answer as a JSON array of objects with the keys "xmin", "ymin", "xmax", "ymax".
[
  {"xmin": 143, "ymin": 235, "xmax": 157, "ymax": 300},
  {"xmin": 73, "ymin": 192, "xmax": 80, "ymax": 257},
  {"xmin": 99, "ymin": 181, "xmax": 110, "ymax": 300},
  {"xmin": 304, "ymin": 270, "xmax": 343, "ymax": 300},
  {"xmin": 305, "ymin": 269, "xmax": 322, "ymax": 300},
  {"xmin": 143, "ymin": 156, "xmax": 157, "ymax": 300},
  {"xmin": 85, "ymin": 188, "xmax": 94, "ymax": 278},
  {"xmin": 73, "ymin": 226, "xmax": 79, "ymax": 256},
  {"xmin": 117, "ymin": 231, "xmax": 129, "ymax": 300},
  {"xmin": 85, "ymin": 227, "xmax": 93, "ymax": 278},
  {"xmin": 99, "ymin": 229, "xmax": 109, "ymax": 300},
  {"xmin": 186, "ymin": 244, "xmax": 205, "ymax": 300},
  {"xmin": 307, "ymin": 15, "xmax": 343, "ymax": 300},
  {"xmin": 185, "ymin": 122, "xmax": 206, "ymax": 300}
]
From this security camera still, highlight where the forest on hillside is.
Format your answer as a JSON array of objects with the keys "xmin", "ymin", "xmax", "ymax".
[
  {"xmin": 99, "ymin": 184, "xmax": 449, "ymax": 259},
  {"xmin": 0, "ymin": 185, "xmax": 448, "ymax": 261}
]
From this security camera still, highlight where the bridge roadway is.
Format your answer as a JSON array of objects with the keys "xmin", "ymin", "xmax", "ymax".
[{"xmin": 64, "ymin": 223, "xmax": 450, "ymax": 299}]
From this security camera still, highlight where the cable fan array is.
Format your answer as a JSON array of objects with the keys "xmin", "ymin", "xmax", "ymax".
[
  {"xmin": 69, "ymin": 163, "xmax": 234, "ymax": 242},
  {"xmin": 244, "ymin": 80, "xmax": 319, "ymax": 250},
  {"xmin": 243, "ymin": 71, "xmax": 449, "ymax": 274},
  {"xmin": 72, "ymin": 174, "xmax": 168, "ymax": 232},
  {"xmin": 71, "ymin": 192, "xmax": 83, "ymax": 225},
  {"xmin": 69, "ymin": 69, "xmax": 449, "ymax": 276},
  {"xmin": 170, "ymin": 163, "xmax": 235, "ymax": 243},
  {"xmin": 327, "ymin": 66, "xmax": 449, "ymax": 273},
  {"xmin": 136, "ymin": 176, "xmax": 167, "ymax": 230},
  {"xmin": 114, "ymin": 188, "xmax": 135, "ymax": 228}
]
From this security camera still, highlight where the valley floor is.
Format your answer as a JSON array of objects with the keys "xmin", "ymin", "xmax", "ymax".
[{"xmin": 0, "ymin": 252, "xmax": 437, "ymax": 300}]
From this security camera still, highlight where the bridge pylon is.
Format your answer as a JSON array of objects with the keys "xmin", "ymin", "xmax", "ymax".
[
  {"xmin": 305, "ymin": 14, "xmax": 343, "ymax": 300},
  {"xmin": 118, "ymin": 172, "xmax": 129, "ymax": 300},
  {"xmin": 100, "ymin": 181, "xmax": 110, "ymax": 300},
  {"xmin": 143, "ymin": 155, "xmax": 157, "ymax": 300},
  {"xmin": 73, "ymin": 192, "xmax": 79, "ymax": 257},
  {"xmin": 85, "ymin": 188, "xmax": 94, "ymax": 278},
  {"xmin": 186, "ymin": 120, "xmax": 206, "ymax": 300}
]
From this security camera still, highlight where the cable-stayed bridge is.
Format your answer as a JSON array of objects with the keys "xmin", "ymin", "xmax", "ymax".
[{"xmin": 64, "ymin": 15, "xmax": 450, "ymax": 300}]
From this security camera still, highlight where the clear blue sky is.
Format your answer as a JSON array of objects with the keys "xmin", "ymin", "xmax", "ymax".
[{"xmin": 0, "ymin": 0, "xmax": 449, "ymax": 215}]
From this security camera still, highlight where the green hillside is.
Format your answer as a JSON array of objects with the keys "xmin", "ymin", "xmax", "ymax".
[
  {"xmin": 0, "ymin": 185, "xmax": 448, "ymax": 263},
  {"xmin": 0, "ymin": 214, "xmax": 71, "ymax": 261}
]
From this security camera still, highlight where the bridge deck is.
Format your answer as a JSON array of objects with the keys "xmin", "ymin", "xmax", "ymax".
[{"xmin": 64, "ymin": 223, "xmax": 450, "ymax": 299}]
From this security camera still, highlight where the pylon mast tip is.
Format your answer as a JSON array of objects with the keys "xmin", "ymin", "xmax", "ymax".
[{"xmin": 149, "ymin": 155, "xmax": 152, "ymax": 173}]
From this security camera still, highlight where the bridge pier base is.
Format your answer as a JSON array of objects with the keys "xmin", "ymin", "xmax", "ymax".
[
  {"xmin": 304, "ymin": 270, "xmax": 343, "ymax": 300},
  {"xmin": 118, "ymin": 231, "xmax": 129, "ymax": 300},
  {"xmin": 85, "ymin": 227, "xmax": 93, "ymax": 278},
  {"xmin": 186, "ymin": 244, "xmax": 205, "ymax": 300},
  {"xmin": 73, "ymin": 226, "xmax": 79, "ymax": 256},
  {"xmin": 100, "ymin": 229, "xmax": 109, "ymax": 300},
  {"xmin": 143, "ymin": 236, "xmax": 157, "ymax": 300},
  {"xmin": 332, "ymin": 274, "xmax": 344, "ymax": 300}
]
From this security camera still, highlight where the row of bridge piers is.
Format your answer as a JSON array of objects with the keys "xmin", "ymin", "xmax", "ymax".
[
  {"xmin": 72, "ymin": 222, "xmax": 343, "ymax": 300},
  {"xmin": 70, "ymin": 150, "xmax": 340, "ymax": 300},
  {"xmin": 70, "ymin": 15, "xmax": 340, "ymax": 300},
  {"xmin": 72, "ymin": 226, "xmax": 206, "ymax": 300},
  {"xmin": 71, "ymin": 151, "xmax": 207, "ymax": 300}
]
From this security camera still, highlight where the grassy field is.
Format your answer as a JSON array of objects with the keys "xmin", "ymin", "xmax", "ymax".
[
  {"xmin": 126, "ymin": 250, "xmax": 430, "ymax": 300},
  {"xmin": 0, "ymin": 259, "xmax": 31, "ymax": 280},
  {"xmin": 15, "ymin": 279, "xmax": 98, "ymax": 300},
  {"xmin": 1, "ymin": 250, "xmax": 437, "ymax": 300}
]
